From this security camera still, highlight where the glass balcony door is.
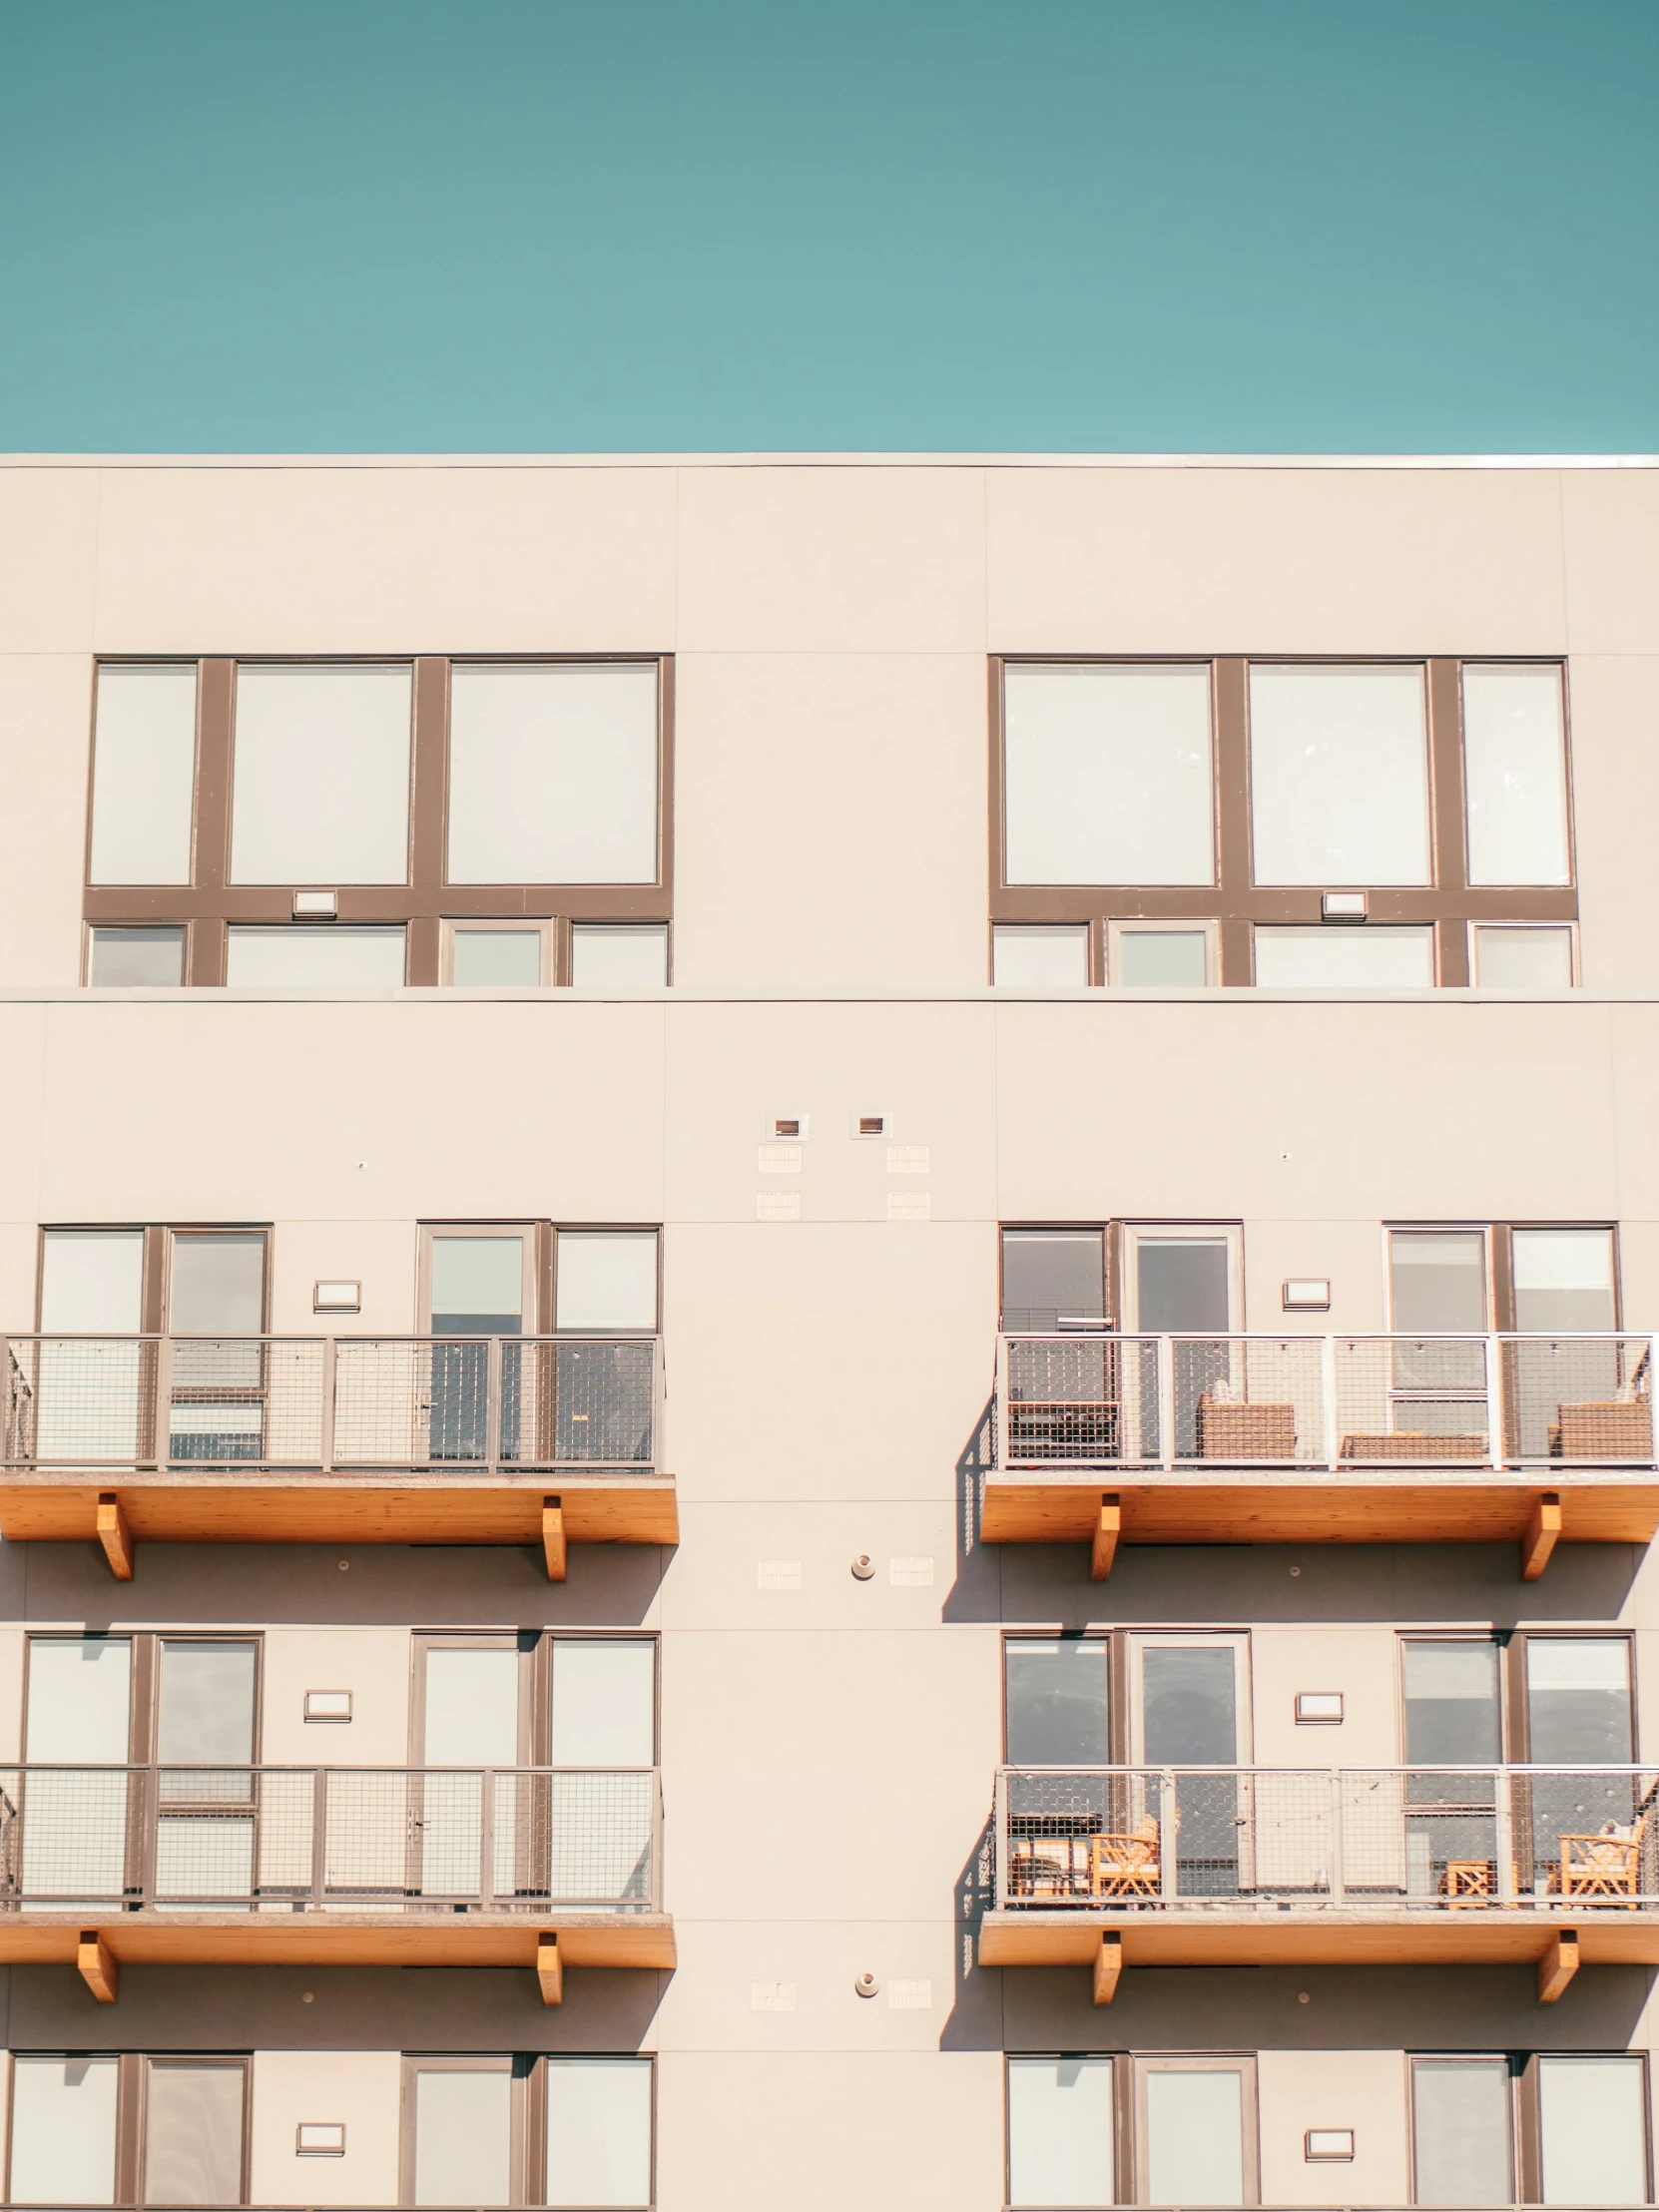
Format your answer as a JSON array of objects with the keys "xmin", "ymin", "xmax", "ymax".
[
  {"xmin": 423, "ymin": 1230, "xmax": 533, "ymax": 1463},
  {"xmin": 1123, "ymin": 1224, "xmax": 1238, "ymax": 1457},
  {"xmin": 414, "ymin": 1638, "xmax": 527, "ymax": 1902},
  {"xmin": 36, "ymin": 1229, "xmax": 146, "ymax": 1462},
  {"xmin": 21, "ymin": 1635, "xmax": 136, "ymax": 1904},
  {"xmin": 165, "ymin": 1230, "xmax": 268, "ymax": 1462},
  {"xmin": 1130, "ymin": 1634, "xmax": 1251, "ymax": 1898}
]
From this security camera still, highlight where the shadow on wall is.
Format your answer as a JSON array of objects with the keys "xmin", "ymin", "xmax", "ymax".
[
  {"xmin": 939, "ymin": 1800, "xmax": 1003, "ymax": 2053},
  {"xmin": 941, "ymin": 1397, "xmax": 1002, "ymax": 1627}
]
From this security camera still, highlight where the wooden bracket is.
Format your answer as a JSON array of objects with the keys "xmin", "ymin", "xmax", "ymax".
[
  {"xmin": 1091, "ymin": 1495, "xmax": 1121, "ymax": 1583},
  {"xmin": 1538, "ymin": 1928, "xmax": 1578, "ymax": 2004},
  {"xmin": 78, "ymin": 1931, "xmax": 118, "ymax": 2003},
  {"xmin": 536, "ymin": 1933, "xmax": 563, "ymax": 2005},
  {"xmin": 1093, "ymin": 1932, "xmax": 1122, "ymax": 2005},
  {"xmin": 1521, "ymin": 1492, "xmax": 1562, "ymax": 1583},
  {"xmin": 542, "ymin": 1497, "xmax": 567, "ymax": 1583},
  {"xmin": 96, "ymin": 1494, "xmax": 134, "ymax": 1582}
]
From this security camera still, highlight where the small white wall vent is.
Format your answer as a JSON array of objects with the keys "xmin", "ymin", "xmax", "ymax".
[
  {"xmin": 757, "ymin": 1559, "xmax": 803, "ymax": 1589},
  {"xmin": 752, "ymin": 1981, "xmax": 797, "ymax": 2011},
  {"xmin": 303, "ymin": 1690, "xmax": 353, "ymax": 1723},
  {"xmin": 886, "ymin": 1192, "xmax": 929, "ymax": 1221},
  {"xmin": 757, "ymin": 1192, "xmax": 801, "ymax": 1222},
  {"xmin": 889, "ymin": 1556, "xmax": 934, "ymax": 1587},
  {"xmin": 296, "ymin": 2124, "xmax": 346, "ymax": 2157},
  {"xmin": 886, "ymin": 1145, "xmax": 929, "ymax": 1175},
  {"xmin": 313, "ymin": 1280, "xmax": 361, "ymax": 1314},
  {"xmin": 758, "ymin": 1144, "xmax": 803, "ymax": 1174}
]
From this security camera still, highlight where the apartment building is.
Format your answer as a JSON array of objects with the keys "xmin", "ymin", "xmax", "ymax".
[{"xmin": 0, "ymin": 452, "xmax": 1657, "ymax": 2210}]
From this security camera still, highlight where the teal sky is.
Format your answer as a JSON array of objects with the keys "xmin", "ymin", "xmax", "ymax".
[{"xmin": 1, "ymin": 0, "xmax": 1655, "ymax": 453}]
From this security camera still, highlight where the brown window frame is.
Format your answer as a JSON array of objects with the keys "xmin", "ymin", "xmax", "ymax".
[
  {"xmin": 3, "ymin": 2050, "xmax": 253, "ymax": 2209},
  {"xmin": 84, "ymin": 655, "xmax": 675, "ymax": 987},
  {"xmin": 988, "ymin": 655, "xmax": 1578, "ymax": 986},
  {"xmin": 1383, "ymin": 1220, "xmax": 1623, "ymax": 1334}
]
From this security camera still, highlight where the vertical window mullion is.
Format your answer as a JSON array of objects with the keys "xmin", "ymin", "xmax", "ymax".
[
  {"xmin": 1213, "ymin": 659, "xmax": 1251, "ymax": 983},
  {"xmin": 407, "ymin": 655, "xmax": 450, "ymax": 986},
  {"xmin": 188, "ymin": 661, "xmax": 235, "ymax": 986},
  {"xmin": 1427, "ymin": 658, "xmax": 1470, "ymax": 982}
]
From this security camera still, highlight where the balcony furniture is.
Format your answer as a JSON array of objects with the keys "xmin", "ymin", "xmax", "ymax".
[
  {"xmin": 1009, "ymin": 1836, "xmax": 1086, "ymax": 1899},
  {"xmin": 1551, "ymin": 1401, "xmax": 1655, "ymax": 1459},
  {"xmin": 1088, "ymin": 1821, "xmax": 1162, "ymax": 1901},
  {"xmin": 1196, "ymin": 1394, "xmax": 1296, "ymax": 1461},
  {"xmin": 1340, "ymin": 1430, "xmax": 1487, "ymax": 1461},
  {"xmin": 1560, "ymin": 1816, "xmax": 1648, "ymax": 1906},
  {"xmin": 1007, "ymin": 1402, "xmax": 1119, "ymax": 1456}
]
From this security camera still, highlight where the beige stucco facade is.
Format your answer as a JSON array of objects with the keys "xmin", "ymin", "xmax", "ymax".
[{"xmin": 1, "ymin": 453, "xmax": 1658, "ymax": 2207}]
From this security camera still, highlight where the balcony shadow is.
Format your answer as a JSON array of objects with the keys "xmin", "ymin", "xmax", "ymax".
[
  {"xmin": 939, "ymin": 1396, "xmax": 1003, "ymax": 1625},
  {"xmin": 936, "ymin": 1799, "xmax": 1005, "ymax": 2051}
]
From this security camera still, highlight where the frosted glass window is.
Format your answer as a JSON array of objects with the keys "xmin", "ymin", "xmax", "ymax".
[
  {"xmin": 40, "ymin": 1229, "xmax": 144, "ymax": 1332},
  {"xmin": 413, "ymin": 2069, "xmax": 512, "ymax": 2208},
  {"xmin": 1144, "ymin": 2066, "xmax": 1247, "ymax": 2206},
  {"xmin": 1249, "ymin": 665, "xmax": 1430, "ymax": 884},
  {"xmin": 556, "ymin": 1233, "xmax": 658, "ymax": 1330},
  {"xmin": 447, "ymin": 664, "xmax": 659, "ymax": 884},
  {"xmin": 551, "ymin": 1639, "xmax": 656, "ymax": 1766},
  {"xmin": 451, "ymin": 928, "xmax": 545, "ymax": 985},
  {"xmin": 430, "ymin": 1237, "xmax": 526, "ymax": 1333},
  {"xmin": 571, "ymin": 922, "xmax": 670, "ymax": 986},
  {"xmin": 1512, "ymin": 1228, "xmax": 1616, "ymax": 1333},
  {"xmin": 1004, "ymin": 664, "xmax": 1214, "ymax": 885},
  {"xmin": 1463, "ymin": 665, "xmax": 1570, "ymax": 886},
  {"xmin": 1402, "ymin": 1640, "xmax": 1501, "ymax": 1765},
  {"xmin": 89, "ymin": 925, "xmax": 186, "ymax": 986},
  {"xmin": 423, "ymin": 1648, "xmax": 520, "ymax": 1767},
  {"xmin": 1007, "ymin": 2055, "xmax": 1115, "ymax": 2209},
  {"xmin": 157, "ymin": 1640, "xmax": 256, "ymax": 1765},
  {"xmin": 1253, "ymin": 925, "xmax": 1433, "ymax": 987},
  {"xmin": 992, "ymin": 925, "xmax": 1090, "ymax": 985},
  {"xmin": 1539, "ymin": 2056, "xmax": 1648, "ymax": 2205},
  {"xmin": 1472, "ymin": 923, "xmax": 1574, "ymax": 987},
  {"xmin": 1527, "ymin": 1639, "xmax": 1632, "ymax": 1763},
  {"xmin": 89, "ymin": 664, "xmax": 198, "ymax": 884},
  {"xmin": 9, "ymin": 2054, "xmax": 119, "ymax": 2204},
  {"xmin": 1001, "ymin": 1229, "xmax": 1105, "ymax": 1332},
  {"xmin": 1411, "ymin": 2058, "xmax": 1512, "ymax": 2205},
  {"xmin": 1115, "ymin": 929, "xmax": 1210, "ymax": 986},
  {"xmin": 230, "ymin": 664, "xmax": 411, "ymax": 884},
  {"xmin": 1005, "ymin": 1640, "xmax": 1110, "ymax": 1767},
  {"xmin": 26, "ymin": 1637, "xmax": 133, "ymax": 1760},
  {"xmin": 545, "ymin": 2057, "xmax": 653, "ymax": 2208},
  {"xmin": 144, "ymin": 2062, "xmax": 245, "ymax": 2206},
  {"xmin": 171, "ymin": 1233, "xmax": 266, "ymax": 1335},
  {"xmin": 1389, "ymin": 1232, "xmax": 1487, "ymax": 1334},
  {"xmin": 226, "ymin": 926, "xmax": 406, "ymax": 985}
]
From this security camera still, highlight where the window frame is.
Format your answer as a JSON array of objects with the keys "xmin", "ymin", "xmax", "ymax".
[
  {"xmin": 1407, "ymin": 2050, "xmax": 1516, "ymax": 2208},
  {"xmin": 1003, "ymin": 2049, "xmax": 1121, "ymax": 2211},
  {"xmin": 1382, "ymin": 1220, "xmax": 1623, "ymax": 1334},
  {"xmin": 1468, "ymin": 917, "xmax": 1580, "ymax": 988},
  {"xmin": 537, "ymin": 2052, "xmax": 657, "ymax": 2212},
  {"xmin": 989, "ymin": 654, "xmax": 1578, "ymax": 987},
  {"xmin": 1105, "ymin": 916, "xmax": 1220, "ymax": 988},
  {"xmin": 440, "ymin": 918, "xmax": 556, "ymax": 988},
  {"xmin": 138, "ymin": 2053, "xmax": 252, "ymax": 2209},
  {"xmin": 399, "ymin": 2053, "xmax": 525, "ymax": 2210},
  {"xmin": 1131, "ymin": 2052, "xmax": 1260, "ymax": 2208},
  {"xmin": 84, "ymin": 654, "xmax": 675, "ymax": 988}
]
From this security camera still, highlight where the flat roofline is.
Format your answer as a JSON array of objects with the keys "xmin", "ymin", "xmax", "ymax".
[
  {"xmin": 4, "ymin": 983, "xmax": 1659, "ymax": 1009},
  {"xmin": 3, "ymin": 451, "xmax": 1659, "ymax": 471}
]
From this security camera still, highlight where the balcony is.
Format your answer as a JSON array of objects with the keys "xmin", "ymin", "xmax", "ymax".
[
  {"xmin": 984, "ymin": 1332, "xmax": 1659, "ymax": 1575},
  {"xmin": 0, "ymin": 1335, "xmax": 675, "ymax": 1574},
  {"xmin": 980, "ymin": 1763, "xmax": 1659, "ymax": 1999},
  {"xmin": 0, "ymin": 1762, "xmax": 673, "ymax": 2000}
]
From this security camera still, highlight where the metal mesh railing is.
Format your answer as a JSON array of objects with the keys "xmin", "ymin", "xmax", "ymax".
[
  {"xmin": 996, "ymin": 1765, "xmax": 1659, "ymax": 1911},
  {"xmin": 0, "ymin": 1336, "xmax": 661, "ymax": 1473},
  {"xmin": 995, "ymin": 1334, "xmax": 1655, "ymax": 1470},
  {"xmin": 0, "ymin": 1766, "xmax": 660, "ymax": 1912}
]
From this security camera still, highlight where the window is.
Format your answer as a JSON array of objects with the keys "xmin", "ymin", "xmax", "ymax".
[
  {"xmin": 544, "ymin": 2058, "xmax": 653, "ymax": 2209},
  {"xmin": 1005, "ymin": 1639, "xmax": 1110, "ymax": 1766},
  {"xmin": 87, "ymin": 925, "xmax": 186, "ymax": 987},
  {"xmin": 1525, "ymin": 1637, "xmax": 1632, "ymax": 1763},
  {"xmin": 992, "ymin": 924, "xmax": 1091, "ymax": 986},
  {"xmin": 555, "ymin": 1232, "xmax": 659, "ymax": 1331},
  {"xmin": 142, "ymin": 2059, "xmax": 247, "ymax": 2206},
  {"xmin": 1537, "ymin": 2056, "xmax": 1649, "ymax": 2206},
  {"xmin": 1007, "ymin": 2055, "xmax": 1115, "ymax": 2209},
  {"xmin": 83, "ymin": 657, "xmax": 672, "ymax": 986},
  {"xmin": 991, "ymin": 657, "xmax": 1576, "ymax": 986},
  {"xmin": 1512, "ymin": 1227, "xmax": 1616, "ymax": 1332},
  {"xmin": 1402, "ymin": 1639, "xmax": 1502, "ymax": 1765},
  {"xmin": 8, "ymin": 2054, "xmax": 120, "ymax": 2204},
  {"xmin": 1388, "ymin": 1230, "xmax": 1487, "ymax": 1334},
  {"xmin": 551, "ymin": 1640, "xmax": 656, "ymax": 1766},
  {"xmin": 225, "ymin": 925, "xmax": 408, "ymax": 985},
  {"xmin": 88, "ymin": 665, "xmax": 198, "ymax": 886},
  {"xmin": 1253, "ymin": 924, "xmax": 1434, "ymax": 986},
  {"xmin": 406, "ymin": 2060, "xmax": 514, "ymax": 2208},
  {"xmin": 1000, "ymin": 1230, "xmax": 1106, "ymax": 1332},
  {"xmin": 1410, "ymin": 2056, "xmax": 1512, "ymax": 2205},
  {"xmin": 1136, "ymin": 2058, "xmax": 1254, "ymax": 2207},
  {"xmin": 1003, "ymin": 663, "xmax": 1214, "ymax": 886}
]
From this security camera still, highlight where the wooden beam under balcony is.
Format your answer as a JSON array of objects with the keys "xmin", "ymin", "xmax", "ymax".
[
  {"xmin": 981, "ymin": 1471, "xmax": 1659, "ymax": 1551},
  {"xmin": 0, "ymin": 1472, "xmax": 678, "ymax": 1555},
  {"xmin": 978, "ymin": 1908, "xmax": 1659, "ymax": 1976},
  {"xmin": 0, "ymin": 1912, "xmax": 675, "ymax": 1974}
]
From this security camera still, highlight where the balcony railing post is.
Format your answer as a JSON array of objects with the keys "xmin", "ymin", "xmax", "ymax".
[
  {"xmin": 1487, "ymin": 1334, "xmax": 1506, "ymax": 1470},
  {"xmin": 1494, "ymin": 1768, "xmax": 1515, "ymax": 1905},
  {"xmin": 1158, "ymin": 1340, "xmax": 1176, "ymax": 1471},
  {"xmin": 994, "ymin": 1336, "xmax": 1009, "ymax": 1470},
  {"xmin": 1159, "ymin": 1770, "xmax": 1177, "ymax": 1900},
  {"xmin": 1321, "ymin": 1335, "xmax": 1340, "ymax": 1471},
  {"xmin": 1328, "ymin": 1770, "xmax": 1345, "ymax": 1907},
  {"xmin": 151, "ymin": 1336, "xmax": 175, "ymax": 1470},
  {"xmin": 484, "ymin": 1341, "xmax": 503, "ymax": 1469},
  {"xmin": 309, "ymin": 1767, "xmax": 328, "ymax": 1908},
  {"xmin": 479, "ymin": 1768, "xmax": 496, "ymax": 1909},
  {"xmin": 318, "ymin": 1338, "xmax": 337, "ymax": 1472},
  {"xmin": 652, "ymin": 1767, "xmax": 664, "ymax": 1910}
]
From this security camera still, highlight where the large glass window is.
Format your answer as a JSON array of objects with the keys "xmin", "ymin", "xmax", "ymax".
[
  {"xmin": 1511, "ymin": 1228, "xmax": 1616, "ymax": 1332},
  {"xmin": 1471, "ymin": 922, "xmax": 1574, "ymax": 987},
  {"xmin": 1538, "ymin": 2056, "xmax": 1649, "ymax": 2206},
  {"xmin": 156, "ymin": 1640, "xmax": 257, "ymax": 1766},
  {"xmin": 9, "ymin": 2054, "xmax": 120, "ymax": 2205},
  {"xmin": 410, "ymin": 2064, "xmax": 512, "ymax": 2208},
  {"xmin": 225, "ymin": 925, "xmax": 407, "ymax": 985},
  {"xmin": 1526, "ymin": 1639, "xmax": 1633, "ymax": 1764},
  {"xmin": 1139, "ymin": 2061, "xmax": 1249, "ymax": 2207},
  {"xmin": 89, "ymin": 665, "xmax": 197, "ymax": 885},
  {"xmin": 1005, "ymin": 1640, "xmax": 1110, "ymax": 1766},
  {"xmin": 1462, "ymin": 664, "xmax": 1571, "ymax": 887},
  {"xmin": 1003, "ymin": 664, "xmax": 1214, "ymax": 885},
  {"xmin": 544, "ymin": 2057, "xmax": 653, "ymax": 2209},
  {"xmin": 1401, "ymin": 1640, "xmax": 1501, "ymax": 1765},
  {"xmin": 555, "ymin": 1233, "xmax": 659, "ymax": 1331},
  {"xmin": 1253, "ymin": 924, "xmax": 1434, "ymax": 987},
  {"xmin": 550, "ymin": 1640, "xmax": 656, "ymax": 1767},
  {"xmin": 1007, "ymin": 2055, "xmax": 1115, "ymax": 2210},
  {"xmin": 447, "ymin": 664, "xmax": 658, "ymax": 885},
  {"xmin": 1410, "ymin": 2056, "xmax": 1512, "ymax": 2206},
  {"xmin": 143, "ymin": 2059, "xmax": 246, "ymax": 2207},
  {"xmin": 230, "ymin": 664, "xmax": 412, "ymax": 885},
  {"xmin": 1249, "ymin": 664, "xmax": 1430, "ymax": 885},
  {"xmin": 87, "ymin": 925, "xmax": 186, "ymax": 987},
  {"xmin": 1388, "ymin": 1231, "xmax": 1487, "ymax": 1334},
  {"xmin": 1000, "ymin": 1230, "xmax": 1105, "ymax": 1333}
]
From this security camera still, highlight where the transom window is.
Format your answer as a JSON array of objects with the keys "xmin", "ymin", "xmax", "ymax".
[
  {"xmin": 991, "ymin": 658, "xmax": 1575, "ymax": 987},
  {"xmin": 84, "ymin": 657, "xmax": 672, "ymax": 987}
]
